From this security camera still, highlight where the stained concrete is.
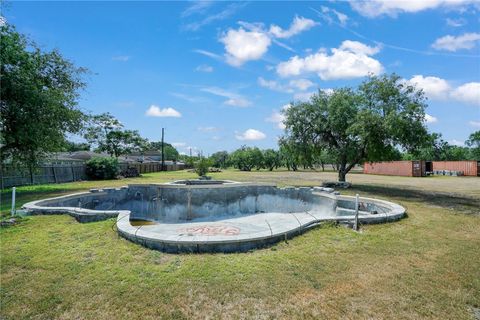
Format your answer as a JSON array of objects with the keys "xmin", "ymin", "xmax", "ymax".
[{"xmin": 22, "ymin": 181, "xmax": 406, "ymax": 252}]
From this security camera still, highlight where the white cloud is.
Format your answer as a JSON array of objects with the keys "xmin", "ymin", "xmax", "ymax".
[
  {"xmin": 320, "ymin": 6, "xmax": 349, "ymax": 26},
  {"xmin": 220, "ymin": 16, "xmax": 317, "ymax": 67},
  {"xmin": 424, "ymin": 113, "xmax": 438, "ymax": 124},
  {"xmin": 266, "ymin": 111, "xmax": 285, "ymax": 129},
  {"xmin": 450, "ymin": 82, "xmax": 480, "ymax": 106},
  {"xmin": 432, "ymin": 32, "xmax": 480, "ymax": 52},
  {"xmin": 220, "ymin": 27, "xmax": 271, "ymax": 66},
  {"xmin": 201, "ymin": 86, "xmax": 252, "ymax": 107},
  {"xmin": 224, "ymin": 98, "xmax": 251, "ymax": 107},
  {"xmin": 469, "ymin": 121, "xmax": 480, "ymax": 128},
  {"xmin": 170, "ymin": 92, "xmax": 207, "ymax": 103},
  {"xmin": 258, "ymin": 77, "xmax": 292, "ymax": 93},
  {"xmin": 266, "ymin": 104, "xmax": 291, "ymax": 129},
  {"xmin": 405, "ymin": 75, "xmax": 451, "ymax": 100},
  {"xmin": 171, "ymin": 142, "xmax": 187, "ymax": 148},
  {"xmin": 269, "ymin": 16, "xmax": 317, "ymax": 39},
  {"xmin": 339, "ymin": 40, "xmax": 381, "ymax": 55},
  {"xmin": 405, "ymin": 76, "xmax": 480, "ymax": 106},
  {"xmin": 294, "ymin": 91, "xmax": 316, "ymax": 102},
  {"xmin": 277, "ymin": 40, "xmax": 383, "ymax": 80},
  {"xmin": 235, "ymin": 129, "xmax": 266, "ymax": 141},
  {"xmin": 446, "ymin": 17, "xmax": 466, "ymax": 27},
  {"xmin": 333, "ymin": 10, "xmax": 348, "ymax": 25},
  {"xmin": 145, "ymin": 105, "xmax": 182, "ymax": 117},
  {"xmin": 193, "ymin": 49, "xmax": 223, "ymax": 60},
  {"xmin": 449, "ymin": 139, "xmax": 465, "ymax": 147},
  {"xmin": 112, "ymin": 55, "xmax": 130, "ymax": 62},
  {"xmin": 181, "ymin": 1, "xmax": 213, "ymax": 18},
  {"xmin": 258, "ymin": 77, "xmax": 314, "ymax": 93},
  {"xmin": 195, "ymin": 64, "xmax": 214, "ymax": 72},
  {"xmin": 184, "ymin": 2, "xmax": 245, "ymax": 31},
  {"xmin": 293, "ymin": 89, "xmax": 332, "ymax": 102},
  {"xmin": 350, "ymin": 0, "xmax": 478, "ymax": 18},
  {"xmin": 289, "ymin": 78, "xmax": 314, "ymax": 91},
  {"xmin": 322, "ymin": 88, "xmax": 334, "ymax": 95},
  {"xmin": 198, "ymin": 126, "xmax": 219, "ymax": 132}
]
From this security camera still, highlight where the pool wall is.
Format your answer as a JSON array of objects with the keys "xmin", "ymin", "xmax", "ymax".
[
  {"xmin": 126, "ymin": 184, "xmax": 337, "ymax": 222},
  {"xmin": 22, "ymin": 182, "xmax": 406, "ymax": 252}
]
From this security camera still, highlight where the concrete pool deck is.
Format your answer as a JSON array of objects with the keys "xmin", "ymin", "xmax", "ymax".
[{"xmin": 117, "ymin": 211, "xmax": 325, "ymax": 252}]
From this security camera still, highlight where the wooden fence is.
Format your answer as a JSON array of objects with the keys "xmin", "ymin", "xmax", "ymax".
[
  {"xmin": 0, "ymin": 162, "xmax": 185, "ymax": 189},
  {"xmin": 0, "ymin": 164, "xmax": 87, "ymax": 189},
  {"xmin": 118, "ymin": 162, "xmax": 185, "ymax": 174}
]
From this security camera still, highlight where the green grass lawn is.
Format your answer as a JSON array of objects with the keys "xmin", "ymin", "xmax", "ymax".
[{"xmin": 1, "ymin": 170, "xmax": 479, "ymax": 319}]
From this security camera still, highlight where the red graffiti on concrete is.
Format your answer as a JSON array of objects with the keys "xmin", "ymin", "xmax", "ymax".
[{"xmin": 178, "ymin": 225, "xmax": 240, "ymax": 236}]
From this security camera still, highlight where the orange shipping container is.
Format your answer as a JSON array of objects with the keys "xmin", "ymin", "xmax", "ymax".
[
  {"xmin": 432, "ymin": 161, "xmax": 479, "ymax": 176},
  {"xmin": 363, "ymin": 161, "xmax": 419, "ymax": 177}
]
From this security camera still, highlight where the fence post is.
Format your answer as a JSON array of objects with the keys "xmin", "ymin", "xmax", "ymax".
[
  {"xmin": 52, "ymin": 166, "xmax": 58, "ymax": 183},
  {"xmin": 0, "ymin": 165, "xmax": 3, "ymax": 190},
  {"xmin": 11, "ymin": 187, "xmax": 16, "ymax": 216},
  {"xmin": 354, "ymin": 194, "xmax": 359, "ymax": 231}
]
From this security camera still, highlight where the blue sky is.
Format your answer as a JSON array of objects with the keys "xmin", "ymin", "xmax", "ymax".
[{"xmin": 3, "ymin": 1, "xmax": 480, "ymax": 155}]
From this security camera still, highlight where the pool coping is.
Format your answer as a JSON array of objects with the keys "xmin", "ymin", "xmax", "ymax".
[
  {"xmin": 21, "ymin": 186, "xmax": 406, "ymax": 252},
  {"xmin": 116, "ymin": 194, "xmax": 405, "ymax": 253}
]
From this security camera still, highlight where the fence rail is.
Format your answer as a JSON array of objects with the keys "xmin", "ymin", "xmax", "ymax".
[{"xmin": 1, "ymin": 162, "xmax": 184, "ymax": 189}]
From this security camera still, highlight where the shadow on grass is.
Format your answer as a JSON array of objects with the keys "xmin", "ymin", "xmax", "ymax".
[{"xmin": 350, "ymin": 184, "xmax": 480, "ymax": 215}]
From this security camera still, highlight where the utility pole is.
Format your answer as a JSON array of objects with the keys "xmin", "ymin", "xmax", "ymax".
[{"xmin": 161, "ymin": 128, "xmax": 165, "ymax": 171}]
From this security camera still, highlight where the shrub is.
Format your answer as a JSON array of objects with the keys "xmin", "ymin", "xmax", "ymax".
[
  {"xmin": 85, "ymin": 157, "xmax": 119, "ymax": 180},
  {"xmin": 194, "ymin": 158, "xmax": 213, "ymax": 177}
]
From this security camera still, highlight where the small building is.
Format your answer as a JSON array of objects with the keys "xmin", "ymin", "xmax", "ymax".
[{"xmin": 363, "ymin": 160, "xmax": 479, "ymax": 177}]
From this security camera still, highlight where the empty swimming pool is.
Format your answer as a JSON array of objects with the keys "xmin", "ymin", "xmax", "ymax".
[{"xmin": 22, "ymin": 181, "xmax": 406, "ymax": 253}]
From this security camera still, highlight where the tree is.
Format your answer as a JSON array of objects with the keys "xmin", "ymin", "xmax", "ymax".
[
  {"xmin": 447, "ymin": 146, "xmax": 471, "ymax": 161},
  {"xmin": 262, "ymin": 149, "xmax": 281, "ymax": 171},
  {"xmin": 210, "ymin": 151, "xmax": 229, "ymax": 168},
  {"xmin": 148, "ymin": 141, "xmax": 180, "ymax": 161},
  {"xmin": 251, "ymin": 147, "xmax": 264, "ymax": 170},
  {"xmin": 104, "ymin": 130, "xmax": 148, "ymax": 158},
  {"xmin": 229, "ymin": 146, "xmax": 263, "ymax": 171},
  {"xmin": 316, "ymin": 149, "xmax": 340, "ymax": 171},
  {"xmin": 466, "ymin": 131, "xmax": 480, "ymax": 160},
  {"xmin": 84, "ymin": 113, "xmax": 148, "ymax": 157},
  {"xmin": 403, "ymin": 133, "xmax": 450, "ymax": 161},
  {"xmin": 84, "ymin": 113, "xmax": 121, "ymax": 151},
  {"xmin": 404, "ymin": 132, "xmax": 476, "ymax": 161},
  {"xmin": 283, "ymin": 74, "xmax": 429, "ymax": 181},
  {"xmin": 0, "ymin": 24, "xmax": 87, "ymax": 173},
  {"xmin": 179, "ymin": 155, "xmax": 198, "ymax": 168},
  {"xmin": 62, "ymin": 141, "xmax": 91, "ymax": 152},
  {"xmin": 278, "ymin": 138, "xmax": 298, "ymax": 171}
]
